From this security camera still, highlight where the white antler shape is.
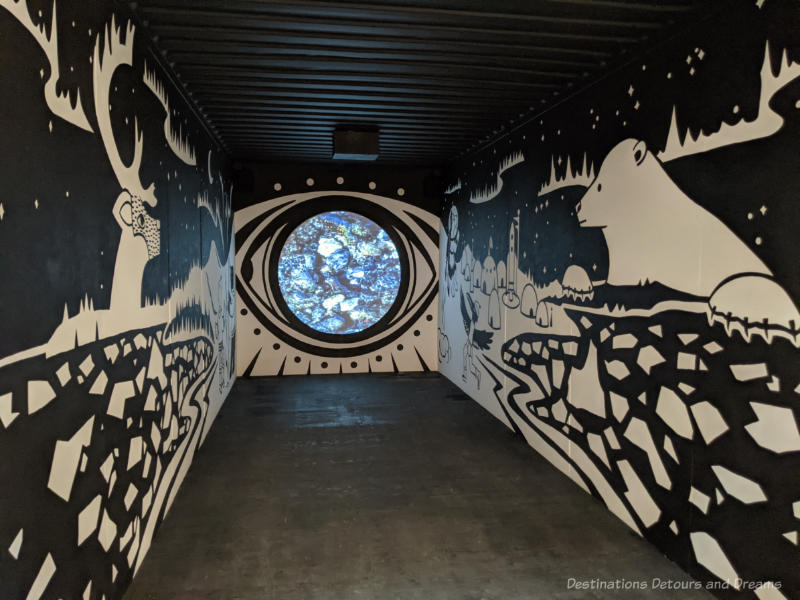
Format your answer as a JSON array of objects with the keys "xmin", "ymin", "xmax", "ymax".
[
  {"xmin": 92, "ymin": 15, "xmax": 156, "ymax": 208},
  {"xmin": 0, "ymin": 0, "xmax": 93, "ymax": 131}
]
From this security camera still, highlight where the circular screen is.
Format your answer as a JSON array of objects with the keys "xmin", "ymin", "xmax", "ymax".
[{"xmin": 277, "ymin": 211, "xmax": 402, "ymax": 335}]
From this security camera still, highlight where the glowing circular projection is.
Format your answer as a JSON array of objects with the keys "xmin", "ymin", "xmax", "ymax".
[{"xmin": 277, "ymin": 211, "xmax": 402, "ymax": 335}]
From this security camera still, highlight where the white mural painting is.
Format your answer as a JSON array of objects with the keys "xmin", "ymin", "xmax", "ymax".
[
  {"xmin": 0, "ymin": 4, "xmax": 235, "ymax": 599},
  {"xmin": 440, "ymin": 14, "xmax": 800, "ymax": 597},
  {"xmin": 468, "ymin": 150, "xmax": 524, "ymax": 204}
]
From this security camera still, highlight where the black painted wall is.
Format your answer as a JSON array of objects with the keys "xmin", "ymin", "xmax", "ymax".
[
  {"xmin": 0, "ymin": 1, "xmax": 235, "ymax": 598},
  {"xmin": 440, "ymin": 1, "xmax": 800, "ymax": 598}
]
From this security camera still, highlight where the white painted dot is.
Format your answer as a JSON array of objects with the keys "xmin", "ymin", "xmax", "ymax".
[
  {"xmin": 306, "ymin": 178, "xmax": 314, "ymax": 186},
  {"xmin": 336, "ymin": 176, "xmax": 344, "ymax": 184},
  {"xmin": 795, "ymin": 100, "xmax": 800, "ymax": 109},
  {"xmin": 368, "ymin": 181, "xmax": 376, "ymax": 190},
  {"xmin": 397, "ymin": 188, "xmax": 405, "ymax": 196},
  {"xmin": 733, "ymin": 105, "xmax": 740, "ymax": 114},
  {"xmin": 755, "ymin": 236, "xmax": 763, "ymax": 245},
  {"xmin": 747, "ymin": 212, "xmax": 754, "ymax": 220},
  {"xmin": 642, "ymin": 65, "xmax": 647, "ymax": 71},
  {"xmin": 667, "ymin": 72, "xmax": 673, "ymax": 79},
  {"xmin": 273, "ymin": 183, "xmax": 282, "ymax": 192}
]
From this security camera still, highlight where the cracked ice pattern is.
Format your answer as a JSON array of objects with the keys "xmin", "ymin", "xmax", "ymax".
[{"xmin": 0, "ymin": 329, "xmax": 217, "ymax": 599}]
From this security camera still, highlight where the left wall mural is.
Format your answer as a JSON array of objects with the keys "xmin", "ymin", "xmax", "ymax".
[{"xmin": 0, "ymin": 1, "xmax": 235, "ymax": 598}]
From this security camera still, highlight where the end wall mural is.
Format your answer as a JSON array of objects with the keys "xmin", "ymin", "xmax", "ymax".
[
  {"xmin": 235, "ymin": 169, "xmax": 439, "ymax": 376},
  {"xmin": 0, "ymin": 1, "xmax": 234, "ymax": 598},
  {"xmin": 440, "ymin": 1, "xmax": 800, "ymax": 597}
]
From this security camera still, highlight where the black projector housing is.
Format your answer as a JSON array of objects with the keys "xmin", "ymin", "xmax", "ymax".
[{"xmin": 333, "ymin": 130, "xmax": 379, "ymax": 160}]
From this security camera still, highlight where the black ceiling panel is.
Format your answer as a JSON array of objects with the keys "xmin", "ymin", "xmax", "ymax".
[{"xmin": 132, "ymin": 0, "xmax": 717, "ymax": 165}]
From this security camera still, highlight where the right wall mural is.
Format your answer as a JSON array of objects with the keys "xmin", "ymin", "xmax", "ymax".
[{"xmin": 439, "ymin": 1, "xmax": 800, "ymax": 597}]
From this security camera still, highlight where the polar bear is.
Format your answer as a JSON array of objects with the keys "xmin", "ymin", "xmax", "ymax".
[
  {"xmin": 576, "ymin": 138, "xmax": 799, "ymax": 344},
  {"xmin": 576, "ymin": 138, "xmax": 770, "ymax": 296}
]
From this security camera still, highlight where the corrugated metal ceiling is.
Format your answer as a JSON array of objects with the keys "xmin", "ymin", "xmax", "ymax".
[{"xmin": 132, "ymin": 0, "xmax": 716, "ymax": 165}]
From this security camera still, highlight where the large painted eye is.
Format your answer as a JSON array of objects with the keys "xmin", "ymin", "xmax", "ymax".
[{"xmin": 235, "ymin": 191, "xmax": 439, "ymax": 374}]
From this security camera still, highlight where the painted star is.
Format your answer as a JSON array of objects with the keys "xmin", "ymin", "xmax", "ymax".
[{"xmin": 760, "ymin": 205, "xmax": 767, "ymax": 215}]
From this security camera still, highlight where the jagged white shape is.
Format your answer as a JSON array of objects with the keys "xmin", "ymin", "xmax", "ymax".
[
  {"xmin": 689, "ymin": 486, "xmax": 711, "ymax": 514},
  {"xmin": 0, "ymin": 392, "xmax": 18, "ymax": 428},
  {"xmin": 754, "ymin": 583, "xmax": 788, "ymax": 600},
  {"xmin": 143, "ymin": 61, "xmax": 197, "ymax": 165},
  {"xmin": 745, "ymin": 402, "xmax": 800, "ymax": 453},
  {"xmin": 624, "ymin": 417, "xmax": 672, "ymax": 489},
  {"xmin": 656, "ymin": 387, "xmax": 694, "ymax": 439},
  {"xmin": 659, "ymin": 42, "xmax": 800, "ymax": 162},
  {"xmin": 469, "ymin": 151, "xmax": 524, "ymax": 203},
  {"xmin": 690, "ymin": 401, "xmax": 729, "ymax": 444},
  {"xmin": 47, "ymin": 416, "xmax": 94, "ymax": 502},
  {"xmin": 0, "ymin": 0, "xmax": 93, "ymax": 132},
  {"xmin": 8, "ymin": 528, "xmax": 23, "ymax": 559},
  {"xmin": 77, "ymin": 495, "xmax": 102, "ymax": 546},
  {"xmin": 25, "ymin": 552, "xmax": 56, "ymax": 600},
  {"xmin": 538, "ymin": 152, "xmax": 595, "ymax": 196},
  {"xmin": 617, "ymin": 459, "xmax": 661, "ymax": 528},
  {"xmin": 690, "ymin": 532, "xmax": 741, "ymax": 590},
  {"xmin": 445, "ymin": 179, "xmax": 461, "ymax": 194},
  {"xmin": 711, "ymin": 465, "xmax": 767, "ymax": 504},
  {"xmin": 567, "ymin": 342, "xmax": 605, "ymax": 418}
]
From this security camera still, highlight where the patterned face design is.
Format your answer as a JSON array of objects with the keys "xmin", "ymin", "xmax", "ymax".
[
  {"xmin": 277, "ymin": 211, "xmax": 402, "ymax": 335},
  {"xmin": 130, "ymin": 195, "xmax": 161, "ymax": 260},
  {"xmin": 116, "ymin": 191, "xmax": 161, "ymax": 260}
]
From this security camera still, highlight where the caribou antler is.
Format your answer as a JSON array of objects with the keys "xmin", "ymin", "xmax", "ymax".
[
  {"xmin": 92, "ymin": 15, "xmax": 156, "ymax": 207},
  {"xmin": 0, "ymin": 0, "xmax": 93, "ymax": 132}
]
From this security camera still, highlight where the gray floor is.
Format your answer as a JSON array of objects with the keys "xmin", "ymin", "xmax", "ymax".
[{"xmin": 125, "ymin": 374, "xmax": 711, "ymax": 600}]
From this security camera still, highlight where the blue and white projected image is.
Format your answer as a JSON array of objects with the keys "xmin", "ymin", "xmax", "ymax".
[{"xmin": 277, "ymin": 211, "xmax": 402, "ymax": 335}]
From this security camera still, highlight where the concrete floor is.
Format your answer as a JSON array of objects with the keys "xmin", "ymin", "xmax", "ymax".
[{"xmin": 125, "ymin": 374, "xmax": 711, "ymax": 600}]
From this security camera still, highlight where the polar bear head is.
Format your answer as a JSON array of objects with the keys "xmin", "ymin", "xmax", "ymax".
[{"xmin": 576, "ymin": 138, "xmax": 648, "ymax": 229}]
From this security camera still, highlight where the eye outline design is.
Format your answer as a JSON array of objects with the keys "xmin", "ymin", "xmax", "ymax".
[{"xmin": 236, "ymin": 191, "xmax": 439, "ymax": 358}]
